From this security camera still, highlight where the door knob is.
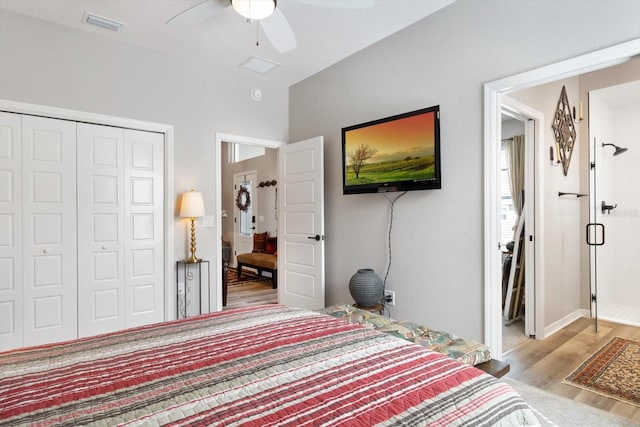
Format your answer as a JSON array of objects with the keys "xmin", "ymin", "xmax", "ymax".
[
  {"xmin": 102, "ymin": 245, "xmax": 108, "ymax": 250},
  {"xmin": 307, "ymin": 235, "xmax": 324, "ymax": 241},
  {"xmin": 42, "ymin": 248, "xmax": 50, "ymax": 254}
]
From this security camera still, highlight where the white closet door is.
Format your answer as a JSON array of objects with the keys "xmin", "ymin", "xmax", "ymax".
[
  {"xmin": 0, "ymin": 112, "xmax": 23, "ymax": 350},
  {"xmin": 22, "ymin": 115, "xmax": 77, "ymax": 346},
  {"xmin": 77, "ymin": 123, "xmax": 125, "ymax": 337},
  {"xmin": 123, "ymin": 129, "xmax": 164, "ymax": 327}
]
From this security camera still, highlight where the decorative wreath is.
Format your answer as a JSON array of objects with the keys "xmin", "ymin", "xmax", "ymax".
[{"xmin": 235, "ymin": 186, "xmax": 251, "ymax": 211}]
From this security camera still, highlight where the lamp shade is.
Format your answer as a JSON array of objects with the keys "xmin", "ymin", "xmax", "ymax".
[
  {"xmin": 231, "ymin": 0, "xmax": 276, "ymax": 20},
  {"xmin": 180, "ymin": 190, "xmax": 205, "ymax": 218}
]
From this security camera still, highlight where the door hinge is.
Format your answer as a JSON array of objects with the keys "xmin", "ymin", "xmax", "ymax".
[{"xmin": 591, "ymin": 294, "xmax": 597, "ymax": 303}]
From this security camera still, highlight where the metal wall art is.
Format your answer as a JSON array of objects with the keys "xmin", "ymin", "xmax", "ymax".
[{"xmin": 551, "ymin": 85, "xmax": 577, "ymax": 176}]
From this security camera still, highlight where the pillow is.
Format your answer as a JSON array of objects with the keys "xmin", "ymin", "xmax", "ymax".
[
  {"xmin": 252, "ymin": 232, "xmax": 268, "ymax": 253},
  {"xmin": 265, "ymin": 237, "xmax": 277, "ymax": 254}
]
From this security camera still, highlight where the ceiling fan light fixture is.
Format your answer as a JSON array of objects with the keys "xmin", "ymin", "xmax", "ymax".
[{"xmin": 232, "ymin": 0, "xmax": 276, "ymax": 20}]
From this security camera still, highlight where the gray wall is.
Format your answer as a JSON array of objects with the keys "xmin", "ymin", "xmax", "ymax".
[
  {"xmin": 289, "ymin": 0, "xmax": 640, "ymax": 340},
  {"xmin": 0, "ymin": 9, "xmax": 289, "ymax": 311}
]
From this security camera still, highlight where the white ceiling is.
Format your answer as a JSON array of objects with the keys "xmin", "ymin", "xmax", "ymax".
[
  {"xmin": 592, "ymin": 79, "xmax": 640, "ymax": 109},
  {"xmin": 0, "ymin": 0, "xmax": 455, "ymax": 87}
]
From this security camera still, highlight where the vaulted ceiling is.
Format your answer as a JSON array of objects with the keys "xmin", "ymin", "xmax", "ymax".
[{"xmin": 0, "ymin": 0, "xmax": 455, "ymax": 86}]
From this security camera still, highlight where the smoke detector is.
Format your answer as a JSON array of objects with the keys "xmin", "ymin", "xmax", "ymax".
[{"xmin": 251, "ymin": 89, "xmax": 263, "ymax": 101}]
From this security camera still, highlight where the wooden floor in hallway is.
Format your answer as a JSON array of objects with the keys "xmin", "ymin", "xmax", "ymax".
[
  {"xmin": 223, "ymin": 280, "xmax": 277, "ymax": 310},
  {"xmin": 503, "ymin": 316, "xmax": 640, "ymax": 423}
]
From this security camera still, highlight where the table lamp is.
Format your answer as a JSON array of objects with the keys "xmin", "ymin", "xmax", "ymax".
[{"xmin": 180, "ymin": 189, "xmax": 205, "ymax": 263}]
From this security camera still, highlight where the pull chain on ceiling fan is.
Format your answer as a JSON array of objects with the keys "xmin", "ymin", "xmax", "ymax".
[{"xmin": 166, "ymin": 0, "xmax": 374, "ymax": 53}]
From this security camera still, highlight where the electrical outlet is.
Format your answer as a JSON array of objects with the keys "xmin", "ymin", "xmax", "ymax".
[{"xmin": 384, "ymin": 290, "xmax": 396, "ymax": 306}]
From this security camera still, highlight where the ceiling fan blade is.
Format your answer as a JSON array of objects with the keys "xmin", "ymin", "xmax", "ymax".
[
  {"xmin": 165, "ymin": 0, "xmax": 229, "ymax": 25},
  {"xmin": 296, "ymin": 0, "xmax": 375, "ymax": 9},
  {"xmin": 260, "ymin": 9, "xmax": 297, "ymax": 53}
]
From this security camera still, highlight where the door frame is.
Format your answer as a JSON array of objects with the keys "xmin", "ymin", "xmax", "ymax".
[
  {"xmin": 500, "ymin": 96, "xmax": 544, "ymax": 346},
  {"xmin": 0, "ymin": 99, "xmax": 176, "ymax": 319},
  {"xmin": 214, "ymin": 133, "xmax": 285, "ymax": 312},
  {"xmin": 483, "ymin": 38, "xmax": 640, "ymax": 358}
]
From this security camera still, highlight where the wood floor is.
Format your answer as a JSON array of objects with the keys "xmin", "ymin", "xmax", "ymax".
[
  {"xmin": 223, "ymin": 280, "xmax": 277, "ymax": 310},
  {"xmin": 503, "ymin": 316, "xmax": 640, "ymax": 422},
  {"xmin": 503, "ymin": 318, "xmax": 527, "ymax": 352}
]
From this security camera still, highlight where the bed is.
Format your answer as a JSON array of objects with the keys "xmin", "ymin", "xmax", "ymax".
[
  {"xmin": 1, "ymin": 304, "xmax": 538, "ymax": 426},
  {"xmin": 317, "ymin": 304, "xmax": 493, "ymax": 367}
]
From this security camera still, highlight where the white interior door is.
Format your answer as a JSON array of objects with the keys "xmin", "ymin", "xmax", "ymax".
[
  {"xmin": 233, "ymin": 171, "xmax": 257, "ymax": 265},
  {"xmin": 123, "ymin": 129, "xmax": 164, "ymax": 328},
  {"xmin": 278, "ymin": 136, "xmax": 325, "ymax": 309},
  {"xmin": 77, "ymin": 123, "xmax": 125, "ymax": 337},
  {"xmin": 0, "ymin": 112, "xmax": 23, "ymax": 350},
  {"xmin": 22, "ymin": 115, "xmax": 77, "ymax": 346},
  {"xmin": 77, "ymin": 125, "xmax": 165, "ymax": 337}
]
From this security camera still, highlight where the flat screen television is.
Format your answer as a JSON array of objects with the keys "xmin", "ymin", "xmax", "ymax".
[{"xmin": 342, "ymin": 105, "xmax": 441, "ymax": 194}]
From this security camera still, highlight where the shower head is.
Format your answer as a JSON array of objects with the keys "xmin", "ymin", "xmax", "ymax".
[
  {"xmin": 614, "ymin": 147, "xmax": 628, "ymax": 156},
  {"xmin": 602, "ymin": 143, "xmax": 629, "ymax": 156}
]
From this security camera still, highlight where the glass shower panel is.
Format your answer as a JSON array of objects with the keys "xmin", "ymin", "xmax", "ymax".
[{"xmin": 589, "ymin": 83, "xmax": 640, "ymax": 329}]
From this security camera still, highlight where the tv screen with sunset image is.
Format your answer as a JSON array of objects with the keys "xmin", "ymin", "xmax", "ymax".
[{"xmin": 342, "ymin": 105, "xmax": 441, "ymax": 194}]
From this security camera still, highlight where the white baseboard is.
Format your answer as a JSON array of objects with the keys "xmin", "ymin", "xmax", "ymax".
[{"xmin": 543, "ymin": 309, "xmax": 590, "ymax": 338}]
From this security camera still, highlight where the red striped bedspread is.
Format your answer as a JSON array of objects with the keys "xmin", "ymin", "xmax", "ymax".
[{"xmin": 1, "ymin": 305, "xmax": 538, "ymax": 426}]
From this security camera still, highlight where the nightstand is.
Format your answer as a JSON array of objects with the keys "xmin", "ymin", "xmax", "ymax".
[{"xmin": 176, "ymin": 260, "xmax": 209, "ymax": 319}]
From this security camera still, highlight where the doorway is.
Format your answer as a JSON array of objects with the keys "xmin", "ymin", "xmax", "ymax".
[
  {"xmin": 484, "ymin": 39, "xmax": 640, "ymax": 358},
  {"xmin": 500, "ymin": 113, "xmax": 528, "ymax": 352},
  {"xmin": 216, "ymin": 135, "xmax": 283, "ymax": 312},
  {"xmin": 214, "ymin": 133, "xmax": 326, "ymax": 312},
  {"xmin": 499, "ymin": 98, "xmax": 541, "ymax": 355},
  {"xmin": 214, "ymin": 133, "xmax": 285, "ymax": 311}
]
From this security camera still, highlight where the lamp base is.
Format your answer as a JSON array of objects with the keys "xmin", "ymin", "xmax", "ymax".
[{"xmin": 185, "ymin": 217, "xmax": 201, "ymax": 264}]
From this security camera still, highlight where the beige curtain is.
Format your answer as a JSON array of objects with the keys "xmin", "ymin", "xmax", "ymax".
[{"xmin": 505, "ymin": 134, "xmax": 525, "ymax": 238}]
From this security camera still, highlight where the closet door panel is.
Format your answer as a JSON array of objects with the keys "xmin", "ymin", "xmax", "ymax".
[
  {"xmin": 0, "ymin": 112, "xmax": 23, "ymax": 351},
  {"xmin": 124, "ymin": 129, "xmax": 164, "ymax": 327},
  {"xmin": 77, "ymin": 123, "xmax": 125, "ymax": 337},
  {"xmin": 22, "ymin": 115, "xmax": 77, "ymax": 346}
]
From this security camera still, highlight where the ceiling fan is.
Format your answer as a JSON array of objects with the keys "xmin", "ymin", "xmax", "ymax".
[{"xmin": 166, "ymin": 0, "xmax": 375, "ymax": 53}]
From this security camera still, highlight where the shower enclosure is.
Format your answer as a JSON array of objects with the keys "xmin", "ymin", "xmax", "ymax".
[{"xmin": 588, "ymin": 81, "xmax": 640, "ymax": 331}]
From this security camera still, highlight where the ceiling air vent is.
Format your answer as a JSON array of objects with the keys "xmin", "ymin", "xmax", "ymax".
[
  {"xmin": 239, "ymin": 56, "xmax": 280, "ymax": 74},
  {"xmin": 82, "ymin": 12, "xmax": 125, "ymax": 32}
]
